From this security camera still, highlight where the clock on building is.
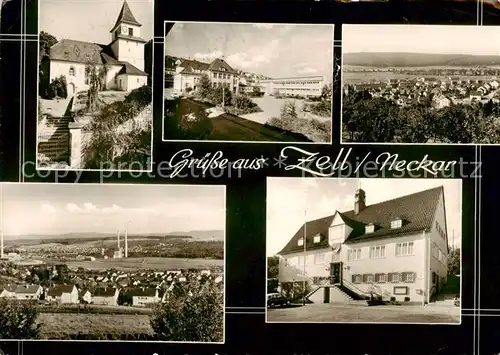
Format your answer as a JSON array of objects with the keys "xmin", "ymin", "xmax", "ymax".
[{"xmin": 121, "ymin": 25, "xmax": 128, "ymax": 34}]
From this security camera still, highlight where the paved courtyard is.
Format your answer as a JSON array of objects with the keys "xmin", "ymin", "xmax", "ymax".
[{"xmin": 267, "ymin": 303, "xmax": 461, "ymax": 324}]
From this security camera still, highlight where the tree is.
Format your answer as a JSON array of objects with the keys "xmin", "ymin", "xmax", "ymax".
[
  {"xmin": 267, "ymin": 256, "xmax": 279, "ymax": 279},
  {"xmin": 198, "ymin": 74, "xmax": 211, "ymax": 99},
  {"xmin": 85, "ymin": 62, "xmax": 108, "ymax": 112},
  {"xmin": 39, "ymin": 31, "xmax": 57, "ymax": 62},
  {"xmin": 448, "ymin": 247, "xmax": 460, "ymax": 276},
  {"xmin": 252, "ymin": 85, "xmax": 261, "ymax": 96},
  {"xmin": 281, "ymin": 100, "xmax": 298, "ymax": 119},
  {"xmin": 320, "ymin": 83, "xmax": 333, "ymax": 101},
  {"xmin": 0, "ymin": 299, "xmax": 40, "ymax": 339},
  {"xmin": 150, "ymin": 279, "xmax": 223, "ymax": 342}
]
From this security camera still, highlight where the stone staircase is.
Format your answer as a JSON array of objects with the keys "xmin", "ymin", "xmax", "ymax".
[
  {"xmin": 37, "ymin": 115, "xmax": 71, "ymax": 163},
  {"xmin": 306, "ymin": 283, "xmax": 369, "ymax": 304}
]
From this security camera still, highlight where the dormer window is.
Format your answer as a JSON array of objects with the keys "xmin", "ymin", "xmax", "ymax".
[
  {"xmin": 365, "ymin": 223, "xmax": 375, "ymax": 234},
  {"xmin": 297, "ymin": 238, "xmax": 304, "ymax": 247},
  {"xmin": 391, "ymin": 218, "xmax": 403, "ymax": 229},
  {"xmin": 313, "ymin": 235, "xmax": 320, "ymax": 244}
]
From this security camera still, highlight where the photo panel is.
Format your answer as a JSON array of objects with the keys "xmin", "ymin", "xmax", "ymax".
[
  {"xmin": 36, "ymin": 0, "xmax": 154, "ymax": 172},
  {"xmin": 266, "ymin": 177, "xmax": 463, "ymax": 325},
  {"xmin": 340, "ymin": 24, "xmax": 500, "ymax": 145},
  {"xmin": 163, "ymin": 21, "xmax": 334, "ymax": 144},
  {"xmin": 0, "ymin": 183, "xmax": 225, "ymax": 343}
]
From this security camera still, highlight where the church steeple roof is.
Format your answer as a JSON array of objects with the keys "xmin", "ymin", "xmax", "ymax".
[{"xmin": 111, "ymin": 0, "xmax": 142, "ymax": 32}]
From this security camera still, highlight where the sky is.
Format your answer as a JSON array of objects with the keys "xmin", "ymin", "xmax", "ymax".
[
  {"xmin": 343, "ymin": 25, "xmax": 500, "ymax": 55},
  {"xmin": 266, "ymin": 178, "xmax": 462, "ymax": 256},
  {"xmin": 165, "ymin": 22, "xmax": 334, "ymax": 79},
  {"xmin": 0, "ymin": 184, "xmax": 225, "ymax": 237},
  {"xmin": 39, "ymin": 0, "xmax": 153, "ymax": 44}
]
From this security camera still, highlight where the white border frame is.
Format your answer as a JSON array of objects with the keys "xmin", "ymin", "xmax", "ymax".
[
  {"xmin": 162, "ymin": 21, "xmax": 334, "ymax": 145},
  {"xmin": 35, "ymin": 0, "xmax": 155, "ymax": 173},
  {"xmin": 0, "ymin": 182, "xmax": 226, "ymax": 344},
  {"xmin": 339, "ymin": 24, "xmax": 500, "ymax": 146},
  {"xmin": 264, "ymin": 176, "xmax": 464, "ymax": 325}
]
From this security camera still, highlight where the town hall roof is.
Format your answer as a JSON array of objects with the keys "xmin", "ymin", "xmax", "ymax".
[
  {"xmin": 278, "ymin": 186, "xmax": 444, "ymax": 255},
  {"xmin": 111, "ymin": 0, "xmax": 142, "ymax": 30}
]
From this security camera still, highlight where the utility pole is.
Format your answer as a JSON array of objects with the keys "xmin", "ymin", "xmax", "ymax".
[{"xmin": 303, "ymin": 207, "xmax": 306, "ymax": 306}]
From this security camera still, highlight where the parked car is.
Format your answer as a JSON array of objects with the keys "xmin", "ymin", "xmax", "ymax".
[
  {"xmin": 267, "ymin": 293, "xmax": 290, "ymax": 308},
  {"xmin": 171, "ymin": 91, "xmax": 182, "ymax": 99}
]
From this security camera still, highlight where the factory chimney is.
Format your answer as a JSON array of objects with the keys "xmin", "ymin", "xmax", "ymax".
[
  {"xmin": 124, "ymin": 229, "xmax": 128, "ymax": 258},
  {"xmin": 117, "ymin": 230, "xmax": 121, "ymax": 249}
]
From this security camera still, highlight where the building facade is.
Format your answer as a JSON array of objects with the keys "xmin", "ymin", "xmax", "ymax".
[
  {"xmin": 46, "ymin": 284, "xmax": 79, "ymax": 304},
  {"xmin": 172, "ymin": 58, "xmax": 240, "ymax": 94},
  {"xmin": 93, "ymin": 287, "xmax": 120, "ymax": 306},
  {"xmin": 258, "ymin": 76, "xmax": 325, "ymax": 97},
  {"xmin": 47, "ymin": 0, "xmax": 148, "ymax": 96},
  {"xmin": 277, "ymin": 186, "xmax": 451, "ymax": 304},
  {"xmin": 131, "ymin": 288, "xmax": 160, "ymax": 307}
]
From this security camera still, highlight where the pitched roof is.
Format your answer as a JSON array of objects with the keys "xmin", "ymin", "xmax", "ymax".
[
  {"xmin": 0, "ymin": 284, "xmax": 18, "ymax": 293},
  {"xmin": 128, "ymin": 288, "xmax": 157, "ymax": 297},
  {"xmin": 278, "ymin": 186, "xmax": 443, "ymax": 255},
  {"xmin": 47, "ymin": 284, "xmax": 76, "ymax": 297},
  {"xmin": 49, "ymin": 39, "xmax": 104, "ymax": 64},
  {"xmin": 208, "ymin": 58, "xmax": 237, "ymax": 74},
  {"xmin": 93, "ymin": 287, "xmax": 118, "ymax": 297},
  {"xmin": 15, "ymin": 285, "xmax": 41, "ymax": 294},
  {"xmin": 118, "ymin": 62, "xmax": 147, "ymax": 76},
  {"xmin": 111, "ymin": 0, "xmax": 142, "ymax": 30},
  {"xmin": 179, "ymin": 59, "xmax": 210, "ymax": 72}
]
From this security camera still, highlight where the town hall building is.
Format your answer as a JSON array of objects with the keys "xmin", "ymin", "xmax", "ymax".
[
  {"xmin": 47, "ymin": 0, "xmax": 148, "ymax": 96},
  {"xmin": 277, "ymin": 186, "xmax": 454, "ymax": 305}
]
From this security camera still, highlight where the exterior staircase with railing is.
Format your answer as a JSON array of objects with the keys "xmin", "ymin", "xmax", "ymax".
[{"xmin": 429, "ymin": 274, "xmax": 460, "ymax": 306}]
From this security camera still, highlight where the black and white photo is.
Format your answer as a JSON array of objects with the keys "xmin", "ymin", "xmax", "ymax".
[
  {"xmin": 37, "ymin": 0, "xmax": 153, "ymax": 171},
  {"xmin": 164, "ymin": 22, "xmax": 333, "ymax": 143},
  {"xmin": 266, "ymin": 178, "xmax": 461, "ymax": 324},
  {"xmin": 342, "ymin": 25, "xmax": 500, "ymax": 145},
  {"xmin": 0, "ymin": 183, "xmax": 225, "ymax": 342}
]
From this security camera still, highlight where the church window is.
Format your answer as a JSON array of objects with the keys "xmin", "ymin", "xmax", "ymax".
[
  {"xmin": 69, "ymin": 66, "xmax": 75, "ymax": 76},
  {"xmin": 128, "ymin": 28, "xmax": 133, "ymax": 36}
]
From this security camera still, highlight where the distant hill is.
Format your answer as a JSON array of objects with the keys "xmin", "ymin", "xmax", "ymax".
[
  {"xmin": 343, "ymin": 52, "xmax": 500, "ymax": 68},
  {"xmin": 166, "ymin": 230, "xmax": 224, "ymax": 240}
]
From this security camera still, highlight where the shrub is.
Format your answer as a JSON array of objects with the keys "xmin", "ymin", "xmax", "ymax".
[
  {"xmin": 150, "ymin": 280, "xmax": 223, "ymax": 342},
  {"xmin": 45, "ymin": 75, "xmax": 68, "ymax": 99},
  {"xmin": 0, "ymin": 299, "xmax": 41, "ymax": 339},
  {"xmin": 124, "ymin": 85, "xmax": 152, "ymax": 107},
  {"xmin": 311, "ymin": 100, "xmax": 332, "ymax": 117}
]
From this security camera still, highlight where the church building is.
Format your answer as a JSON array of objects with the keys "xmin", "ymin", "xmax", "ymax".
[{"xmin": 47, "ymin": 0, "xmax": 148, "ymax": 95}]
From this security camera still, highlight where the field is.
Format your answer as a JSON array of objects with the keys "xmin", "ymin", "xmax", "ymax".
[
  {"xmin": 38, "ymin": 313, "xmax": 153, "ymax": 340},
  {"xmin": 44, "ymin": 256, "xmax": 224, "ymax": 271},
  {"xmin": 343, "ymin": 71, "xmax": 498, "ymax": 85}
]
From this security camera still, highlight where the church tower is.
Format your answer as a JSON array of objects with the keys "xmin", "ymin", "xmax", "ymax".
[{"xmin": 109, "ymin": 0, "xmax": 146, "ymax": 71}]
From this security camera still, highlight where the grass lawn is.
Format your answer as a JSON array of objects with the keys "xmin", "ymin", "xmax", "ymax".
[
  {"xmin": 38, "ymin": 313, "xmax": 153, "ymax": 339},
  {"xmin": 267, "ymin": 303, "xmax": 461, "ymax": 324}
]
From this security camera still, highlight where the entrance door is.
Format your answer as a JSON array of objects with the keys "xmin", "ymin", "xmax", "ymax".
[
  {"xmin": 323, "ymin": 287, "xmax": 330, "ymax": 303},
  {"xmin": 330, "ymin": 262, "xmax": 343, "ymax": 285}
]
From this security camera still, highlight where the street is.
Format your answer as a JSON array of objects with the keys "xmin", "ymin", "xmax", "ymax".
[{"xmin": 267, "ymin": 303, "xmax": 461, "ymax": 324}]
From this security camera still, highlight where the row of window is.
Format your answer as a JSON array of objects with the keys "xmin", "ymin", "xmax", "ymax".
[
  {"xmin": 214, "ymin": 72, "xmax": 232, "ymax": 79},
  {"xmin": 348, "ymin": 242, "xmax": 414, "ymax": 261},
  {"xmin": 351, "ymin": 272, "xmax": 416, "ymax": 284},
  {"xmin": 275, "ymin": 81, "xmax": 321, "ymax": 85},
  {"xmin": 435, "ymin": 221, "xmax": 446, "ymax": 241},
  {"xmin": 276, "ymin": 88, "xmax": 321, "ymax": 92},
  {"xmin": 297, "ymin": 235, "xmax": 321, "ymax": 247}
]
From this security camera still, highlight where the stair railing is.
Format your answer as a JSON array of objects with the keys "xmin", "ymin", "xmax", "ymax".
[{"xmin": 341, "ymin": 279, "xmax": 371, "ymax": 299}]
